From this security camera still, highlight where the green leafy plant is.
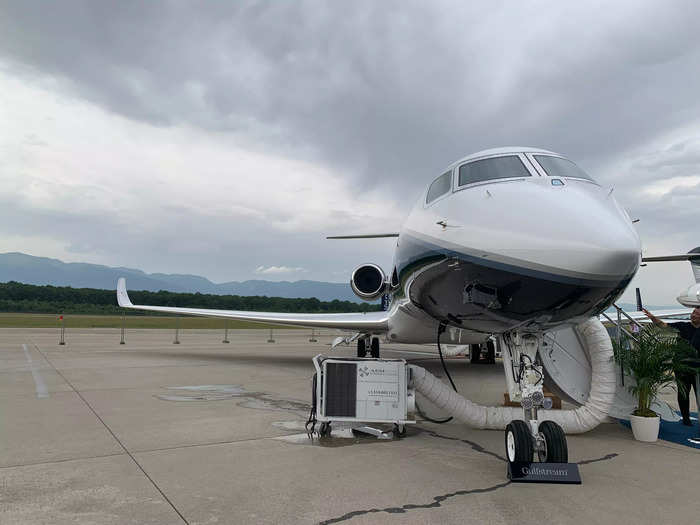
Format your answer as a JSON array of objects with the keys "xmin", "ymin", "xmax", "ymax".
[{"xmin": 612, "ymin": 326, "xmax": 697, "ymax": 417}]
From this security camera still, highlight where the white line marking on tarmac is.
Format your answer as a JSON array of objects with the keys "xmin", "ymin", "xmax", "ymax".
[{"xmin": 22, "ymin": 343, "xmax": 49, "ymax": 399}]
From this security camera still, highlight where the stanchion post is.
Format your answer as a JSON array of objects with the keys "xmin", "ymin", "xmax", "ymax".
[
  {"xmin": 267, "ymin": 328, "xmax": 275, "ymax": 343},
  {"xmin": 173, "ymin": 316, "xmax": 181, "ymax": 344},
  {"xmin": 617, "ymin": 307, "xmax": 624, "ymax": 386},
  {"xmin": 120, "ymin": 313, "xmax": 126, "ymax": 345},
  {"xmin": 222, "ymin": 319, "xmax": 230, "ymax": 344},
  {"xmin": 58, "ymin": 314, "xmax": 66, "ymax": 345}
]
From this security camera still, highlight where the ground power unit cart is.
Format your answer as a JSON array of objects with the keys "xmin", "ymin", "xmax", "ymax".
[{"xmin": 309, "ymin": 355, "xmax": 415, "ymax": 439}]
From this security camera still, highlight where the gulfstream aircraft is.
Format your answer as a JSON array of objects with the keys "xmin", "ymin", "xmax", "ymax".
[{"xmin": 116, "ymin": 147, "xmax": 685, "ymax": 463}]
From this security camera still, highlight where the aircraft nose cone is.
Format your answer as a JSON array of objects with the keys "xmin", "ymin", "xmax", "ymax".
[
  {"xmin": 583, "ymin": 219, "xmax": 640, "ymax": 277},
  {"xmin": 448, "ymin": 179, "xmax": 641, "ymax": 280},
  {"xmin": 541, "ymin": 188, "xmax": 641, "ymax": 279}
]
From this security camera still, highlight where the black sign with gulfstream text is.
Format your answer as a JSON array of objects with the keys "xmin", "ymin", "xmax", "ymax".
[{"xmin": 507, "ymin": 462, "xmax": 581, "ymax": 484}]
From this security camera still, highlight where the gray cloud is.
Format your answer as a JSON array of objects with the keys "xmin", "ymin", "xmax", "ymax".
[
  {"xmin": 3, "ymin": 1, "xmax": 700, "ymax": 193},
  {"xmin": 1, "ymin": 1, "xmax": 700, "ymax": 303}
]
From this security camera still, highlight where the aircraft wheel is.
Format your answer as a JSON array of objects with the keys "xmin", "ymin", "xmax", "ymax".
[
  {"xmin": 370, "ymin": 337, "xmax": 380, "ymax": 358},
  {"xmin": 319, "ymin": 422, "xmax": 332, "ymax": 437},
  {"xmin": 505, "ymin": 420, "xmax": 533, "ymax": 463},
  {"xmin": 537, "ymin": 421, "xmax": 568, "ymax": 463},
  {"xmin": 357, "ymin": 339, "xmax": 367, "ymax": 358},
  {"xmin": 486, "ymin": 340, "xmax": 496, "ymax": 364},
  {"xmin": 470, "ymin": 344, "xmax": 481, "ymax": 363}
]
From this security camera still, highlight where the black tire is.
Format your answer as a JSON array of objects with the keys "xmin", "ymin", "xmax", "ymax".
[
  {"xmin": 538, "ymin": 421, "xmax": 568, "ymax": 463},
  {"xmin": 319, "ymin": 422, "xmax": 332, "ymax": 437},
  {"xmin": 486, "ymin": 340, "xmax": 496, "ymax": 364},
  {"xmin": 394, "ymin": 424, "xmax": 407, "ymax": 438},
  {"xmin": 470, "ymin": 344, "xmax": 481, "ymax": 363},
  {"xmin": 357, "ymin": 339, "xmax": 367, "ymax": 358},
  {"xmin": 370, "ymin": 337, "xmax": 380, "ymax": 358},
  {"xmin": 505, "ymin": 420, "xmax": 533, "ymax": 463}
]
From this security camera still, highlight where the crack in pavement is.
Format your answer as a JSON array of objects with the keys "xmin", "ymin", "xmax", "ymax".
[
  {"xmin": 318, "ymin": 480, "xmax": 513, "ymax": 524},
  {"xmin": 319, "ymin": 428, "xmax": 620, "ymax": 524},
  {"xmin": 420, "ymin": 427, "xmax": 508, "ymax": 462},
  {"xmin": 577, "ymin": 453, "xmax": 619, "ymax": 465}
]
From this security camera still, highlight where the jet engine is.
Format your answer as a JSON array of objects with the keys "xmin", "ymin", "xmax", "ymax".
[
  {"xmin": 350, "ymin": 264, "xmax": 387, "ymax": 301},
  {"xmin": 678, "ymin": 283, "xmax": 700, "ymax": 307}
]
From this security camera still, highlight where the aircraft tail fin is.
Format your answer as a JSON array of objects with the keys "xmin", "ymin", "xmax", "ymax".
[{"xmin": 689, "ymin": 247, "xmax": 700, "ymax": 283}]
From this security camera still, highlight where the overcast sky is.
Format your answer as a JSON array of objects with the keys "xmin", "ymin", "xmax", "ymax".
[{"xmin": 1, "ymin": 1, "xmax": 699, "ymax": 306}]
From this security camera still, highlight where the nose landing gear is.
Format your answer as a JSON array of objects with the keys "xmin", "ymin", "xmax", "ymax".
[{"xmin": 501, "ymin": 333, "xmax": 568, "ymax": 463}]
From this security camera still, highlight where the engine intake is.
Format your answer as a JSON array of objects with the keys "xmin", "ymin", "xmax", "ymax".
[{"xmin": 350, "ymin": 264, "xmax": 386, "ymax": 301}]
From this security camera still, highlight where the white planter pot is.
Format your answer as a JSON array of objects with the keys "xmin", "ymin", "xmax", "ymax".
[{"xmin": 630, "ymin": 414, "xmax": 660, "ymax": 442}]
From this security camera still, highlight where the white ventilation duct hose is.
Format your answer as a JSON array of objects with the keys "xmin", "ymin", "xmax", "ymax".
[
  {"xmin": 439, "ymin": 344, "xmax": 469, "ymax": 357},
  {"xmin": 409, "ymin": 318, "xmax": 616, "ymax": 434}
]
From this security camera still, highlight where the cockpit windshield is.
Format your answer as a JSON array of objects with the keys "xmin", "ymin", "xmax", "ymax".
[
  {"xmin": 458, "ymin": 155, "xmax": 531, "ymax": 186},
  {"xmin": 426, "ymin": 170, "xmax": 452, "ymax": 204},
  {"xmin": 534, "ymin": 155, "xmax": 596, "ymax": 183}
]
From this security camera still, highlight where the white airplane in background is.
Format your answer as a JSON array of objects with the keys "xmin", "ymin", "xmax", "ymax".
[{"xmin": 117, "ymin": 146, "xmax": 698, "ymax": 463}]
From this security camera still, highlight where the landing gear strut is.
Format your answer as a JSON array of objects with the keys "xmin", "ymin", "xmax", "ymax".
[{"xmin": 501, "ymin": 333, "xmax": 568, "ymax": 463}]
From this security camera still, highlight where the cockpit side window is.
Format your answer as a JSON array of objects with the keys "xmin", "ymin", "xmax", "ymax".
[
  {"xmin": 534, "ymin": 155, "xmax": 596, "ymax": 183},
  {"xmin": 426, "ymin": 170, "xmax": 452, "ymax": 204},
  {"xmin": 458, "ymin": 155, "xmax": 531, "ymax": 186}
]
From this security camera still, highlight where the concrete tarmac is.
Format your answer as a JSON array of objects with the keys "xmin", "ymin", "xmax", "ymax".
[{"xmin": 1, "ymin": 328, "xmax": 699, "ymax": 524}]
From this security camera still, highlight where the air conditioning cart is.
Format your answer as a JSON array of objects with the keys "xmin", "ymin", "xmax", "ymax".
[{"xmin": 310, "ymin": 355, "xmax": 415, "ymax": 439}]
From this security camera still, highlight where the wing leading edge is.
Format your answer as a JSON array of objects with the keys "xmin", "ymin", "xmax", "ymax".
[{"xmin": 116, "ymin": 278, "xmax": 389, "ymax": 332}]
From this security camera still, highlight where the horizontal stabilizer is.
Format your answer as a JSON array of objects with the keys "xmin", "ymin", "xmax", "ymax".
[
  {"xmin": 642, "ymin": 253, "xmax": 700, "ymax": 262},
  {"xmin": 643, "ymin": 248, "xmax": 700, "ymax": 283},
  {"xmin": 327, "ymin": 233, "xmax": 399, "ymax": 239}
]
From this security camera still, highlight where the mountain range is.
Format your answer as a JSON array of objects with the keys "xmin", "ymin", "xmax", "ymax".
[
  {"xmin": 0, "ymin": 252, "xmax": 361, "ymax": 302},
  {"xmin": 0, "ymin": 252, "xmax": 682, "ymax": 311}
]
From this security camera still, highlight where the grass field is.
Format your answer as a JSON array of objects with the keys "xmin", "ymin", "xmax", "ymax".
[{"xmin": 0, "ymin": 313, "xmax": 287, "ymax": 329}]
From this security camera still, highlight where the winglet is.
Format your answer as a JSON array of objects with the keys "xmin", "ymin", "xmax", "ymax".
[{"xmin": 116, "ymin": 277, "xmax": 134, "ymax": 307}]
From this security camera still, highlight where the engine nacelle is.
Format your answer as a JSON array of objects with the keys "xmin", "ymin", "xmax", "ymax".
[
  {"xmin": 350, "ymin": 264, "xmax": 387, "ymax": 301},
  {"xmin": 678, "ymin": 283, "xmax": 700, "ymax": 308}
]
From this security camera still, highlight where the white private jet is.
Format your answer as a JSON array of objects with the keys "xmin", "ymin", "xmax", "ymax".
[{"xmin": 117, "ymin": 147, "xmax": 697, "ymax": 463}]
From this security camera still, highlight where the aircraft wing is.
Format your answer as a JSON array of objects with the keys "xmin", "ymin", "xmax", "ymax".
[
  {"xmin": 116, "ymin": 278, "xmax": 389, "ymax": 332},
  {"xmin": 326, "ymin": 233, "xmax": 399, "ymax": 239}
]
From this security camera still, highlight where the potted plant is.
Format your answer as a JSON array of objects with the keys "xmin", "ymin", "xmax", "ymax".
[{"xmin": 613, "ymin": 326, "xmax": 697, "ymax": 442}]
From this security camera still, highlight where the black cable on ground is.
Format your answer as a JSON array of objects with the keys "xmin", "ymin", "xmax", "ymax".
[
  {"xmin": 437, "ymin": 322, "xmax": 458, "ymax": 392},
  {"xmin": 305, "ymin": 373, "xmax": 317, "ymax": 437},
  {"xmin": 415, "ymin": 400, "xmax": 453, "ymax": 424},
  {"xmin": 415, "ymin": 322, "xmax": 458, "ymax": 424}
]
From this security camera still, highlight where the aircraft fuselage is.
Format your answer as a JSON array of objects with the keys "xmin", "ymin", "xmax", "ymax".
[{"xmin": 389, "ymin": 147, "xmax": 640, "ymax": 336}]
